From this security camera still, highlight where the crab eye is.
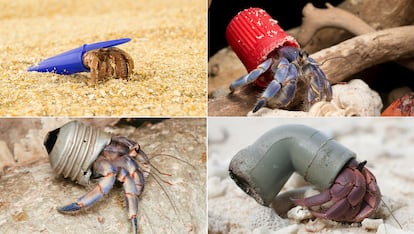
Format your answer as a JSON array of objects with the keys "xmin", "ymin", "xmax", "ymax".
[{"xmin": 356, "ymin": 160, "xmax": 367, "ymax": 171}]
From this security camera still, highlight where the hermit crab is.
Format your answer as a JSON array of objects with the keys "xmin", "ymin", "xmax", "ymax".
[
  {"xmin": 43, "ymin": 121, "xmax": 148, "ymax": 234},
  {"xmin": 229, "ymin": 124, "xmax": 381, "ymax": 223},
  {"xmin": 28, "ymin": 38, "xmax": 134, "ymax": 84},
  {"xmin": 226, "ymin": 8, "xmax": 332, "ymax": 113},
  {"xmin": 292, "ymin": 159, "xmax": 381, "ymax": 222},
  {"xmin": 82, "ymin": 47, "xmax": 134, "ymax": 84}
]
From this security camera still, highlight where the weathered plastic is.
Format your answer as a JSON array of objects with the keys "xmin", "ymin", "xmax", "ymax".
[
  {"xmin": 229, "ymin": 124, "xmax": 355, "ymax": 206},
  {"xmin": 226, "ymin": 8, "xmax": 299, "ymax": 87},
  {"xmin": 44, "ymin": 120, "xmax": 111, "ymax": 186}
]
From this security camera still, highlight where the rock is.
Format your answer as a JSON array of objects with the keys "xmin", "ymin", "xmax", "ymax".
[{"xmin": 362, "ymin": 218, "xmax": 384, "ymax": 231}]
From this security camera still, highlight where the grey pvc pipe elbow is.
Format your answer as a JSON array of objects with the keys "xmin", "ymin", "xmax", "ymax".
[{"xmin": 229, "ymin": 124, "xmax": 356, "ymax": 206}]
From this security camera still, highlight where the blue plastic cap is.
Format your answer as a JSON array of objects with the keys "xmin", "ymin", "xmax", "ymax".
[{"xmin": 27, "ymin": 38, "xmax": 131, "ymax": 75}]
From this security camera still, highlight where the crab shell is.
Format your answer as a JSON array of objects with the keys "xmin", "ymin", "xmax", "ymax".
[{"xmin": 43, "ymin": 121, "xmax": 111, "ymax": 186}]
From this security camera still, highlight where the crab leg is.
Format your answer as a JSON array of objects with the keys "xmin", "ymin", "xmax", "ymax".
[
  {"xmin": 303, "ymin": 57, "xmax": 332, "ymax": 107},
  {"xmin": 117, "ymin": 168, "xmax": 139, "ymax": 234},
  {"xmin": 113, "ymin": 155, "xmax": 146, "ymax": 196},
  {"xmin": 353, "ymin": 168, "xmax": 381, "ymax": 222},
  {"xmin": 229, "ymin": 58, "xmax": 272, "ymax": 92},
  {"xmin": 253, "ymin": 59, "xmax": 298, "ymax": 112},
  {"xmin": 292, "ymin": 190, "xmax": 332, "ymax": 207},
  {"xmin": 57, "ymin": 158, "xmax": 116, "ymax": 213},
  {"xmin": 112, "ymin": 136, "xmax": 138, "ymax": 149},
  {"xmin": 104, "ymin": 136, "xmax": 137, "ymax": 156}
]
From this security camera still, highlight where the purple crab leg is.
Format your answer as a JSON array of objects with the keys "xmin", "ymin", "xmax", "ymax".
[
  {"xmin": 229, "ymin": 58, "xmax": 272, "ymax": 92},
  {"xmin": 253, "ymin": 80, "xmax": 281, "ymax": 113},
  {"xmin": 111, "ymin": 136, "xmax": 138, "ymax": 149},
  {"xmin": 113, "ymin": 155, "xmax": 146, "ymax": 196},
  {"xmin": 57, "ymin": 158, "xmax": 116, "ymax": 213},
  {"xmin": 278, "ymin": 46, "xmax": 300, "ymax": 62},
  {"xmin": 104, "ymin": 136, "xmax": 138, "ymax": 156},
  {"xmin": 292, "ymin": 190, "xmax": 332, "ymax": 207},
  {"xmin": 117, "ymin": 168, "xmax": 139, "ymax": 234},
  {"xmin": 304, "ymin": 57, "xmax": 332, "ymax": 107},
  {"xmin": 253, "ymin": 58, "xmax": 298, "ymax": 113}
]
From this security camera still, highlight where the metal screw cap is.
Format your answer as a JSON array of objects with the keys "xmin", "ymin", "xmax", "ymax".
[{"xmin": 44, "ymin": 120, "xmax": 111, "ymax": 186}]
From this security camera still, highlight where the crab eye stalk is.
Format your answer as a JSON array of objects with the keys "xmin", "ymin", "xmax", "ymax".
[{"xmin": 357, "ymin": 160, "xmax": 367, "ymax": 171}]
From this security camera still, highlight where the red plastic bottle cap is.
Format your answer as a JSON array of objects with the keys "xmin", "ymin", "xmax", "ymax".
[{"xmin": 226, "ymin": 8, "xmax": 299, "ymax": 73}]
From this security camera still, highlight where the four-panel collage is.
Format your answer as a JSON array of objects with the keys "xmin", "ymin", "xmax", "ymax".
[{"xmin": 1, "ymin": 0, "xmax": 413, "ymax": 233}]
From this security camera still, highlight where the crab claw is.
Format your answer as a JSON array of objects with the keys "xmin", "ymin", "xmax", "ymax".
[
  {"xmin": 57, "ymin": 202, "xmax": 82, "ymax": 214},
  {"xmin": 132, "ymin": 216, "xmax": 138, "ymax": 234},
  {"xmin": 27, "ymin": 38, "xmax": 131, "ymax": 75}
]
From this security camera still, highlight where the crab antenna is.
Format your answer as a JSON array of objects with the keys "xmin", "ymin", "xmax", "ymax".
[{"xmin": 381, "ymin": 197, "xmax": 403, "ymax": 229}]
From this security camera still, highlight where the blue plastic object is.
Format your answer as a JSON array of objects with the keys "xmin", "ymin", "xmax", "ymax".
[{"xmin": 27, "ymin": 38, "xmax": 131, "ymax": 75}]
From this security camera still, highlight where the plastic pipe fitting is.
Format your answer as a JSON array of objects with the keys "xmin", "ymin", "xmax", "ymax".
[{"xmin": 229, "ymin": 124, "xmax": 355, "ymax": 206}]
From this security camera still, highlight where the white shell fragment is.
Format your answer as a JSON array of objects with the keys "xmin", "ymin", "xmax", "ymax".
[
  {"xmin": 287, "ymin": 206, "xmax": 313, "ymax": 221},
  {"xmin": 250, "ymin": 79, "xmax": 382, "ymax": 116},
  {"xmin": 328, "ymin": 79, "xmax": 383, "ymax": 116},
  {"xmin": 361, "ymin": 218, "xmax": 383, "ymax": 231}
]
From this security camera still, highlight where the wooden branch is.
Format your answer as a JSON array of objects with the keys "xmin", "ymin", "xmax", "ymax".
[
  {"xmin": 313, "ymin": 26, "xmax": 414, "ymax": 84},
  {"xmin": 297, "ymin": 3, "xmax": 375, "ymax": 46},
  {"xmin": 297, "ymin": 3, "xmax": 414, "ymax": 72}
]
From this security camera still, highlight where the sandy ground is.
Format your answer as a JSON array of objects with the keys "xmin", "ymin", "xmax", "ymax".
[
  {"xmin": 0, "ymin": 118, "xmax": 206, "ymax": 233},
  {"xmin": 0, "ymin": 0, "xmax": 206, "ymax": 116},
  {"xmin": 208, "ymin": 118, "xmax": 414, "ymax": 233}
]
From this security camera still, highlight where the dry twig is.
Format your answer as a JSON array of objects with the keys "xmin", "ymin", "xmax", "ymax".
[
  {"xmin": 297, "ymin": 3, "xmax": 414, "ymax": 73},
  {"xmin": 297, "ymin": 3, "xmax": 375, "ymax": 46},
  {"xmin": 313, "ymin": 26, "xmax": 414, "ymax": 84}
]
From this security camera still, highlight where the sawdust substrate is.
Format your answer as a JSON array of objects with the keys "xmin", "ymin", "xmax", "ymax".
[{"xmin": 0, "ymin": 0, "xmax": 206, "ymax": 116}]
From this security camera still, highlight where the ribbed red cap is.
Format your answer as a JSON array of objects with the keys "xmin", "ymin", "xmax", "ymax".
[{"xmin": 226, "ymin": 8, "xmax": 299, "ymax": 73}]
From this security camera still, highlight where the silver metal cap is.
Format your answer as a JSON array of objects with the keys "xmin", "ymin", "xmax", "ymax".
[{"xmin": 44, "ymin": 120, "xmax": 111, "ymax": 186}]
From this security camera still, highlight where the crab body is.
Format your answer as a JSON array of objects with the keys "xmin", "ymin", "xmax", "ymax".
[
  {"xmin": 57, "ymin": 136, "xmax": 148, "ymax": 234},
  {"xmin": 82, "ymin": 47, "xmax": 134, "ymax": 84},
  {"xmin": 293, "ymin": 159, "xmax": 381, "ymax": 222},
  {"xmin": 230, "ymin": 46, "xmax": 332, "ymax": 113}
]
